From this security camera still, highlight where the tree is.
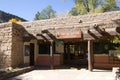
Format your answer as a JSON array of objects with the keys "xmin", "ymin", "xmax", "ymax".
[
  {"xmin": 95, "ymin": 0, "xmax": 120, "ymax": 13},
  {"xmin": 69, "ymin": 7, "xmax": 79, "ymax": 16},
  {"xmin": 69, "ymin": 0, "xmax": 119, "ymax": 15},
  {"xmin": 34, "ymin": 5, "xmax": 56, "ymax": 20},
  {"xmin": 74, "ymin": 0, "xmax": 97, "ymax": 14}
]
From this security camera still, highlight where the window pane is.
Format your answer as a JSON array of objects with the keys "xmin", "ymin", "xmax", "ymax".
[
  {"xmin": 24, "ymin": 45, "xmax": 30, "ymax": 56},
  {"xmin": 39, "ymin": 43, "xmax": 50, "ymax": 54},
  {"xmin": 93, "ymin": 41, "xmax": 114, "ymax": 54}
]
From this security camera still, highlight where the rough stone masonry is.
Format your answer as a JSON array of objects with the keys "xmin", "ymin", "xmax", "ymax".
[{"xmin": 0, "ymin": 22, "xmax": 24, "ymax": 69}]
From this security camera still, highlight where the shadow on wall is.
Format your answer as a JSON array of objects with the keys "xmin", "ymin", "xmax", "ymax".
[
  {"xmin": 0, "ymin": 42, "xmax": 8, "ymax": 70},
  {"xmin": 0, "ymin": 53, "xmax": 8, "ymax": 69},
  {"xmin": 12, "ymin": 23, "xmax": 37, "ymax": 42},
  {"xmin": 113, "ymin": 19, "xmax": 120, "ymax": 34}
]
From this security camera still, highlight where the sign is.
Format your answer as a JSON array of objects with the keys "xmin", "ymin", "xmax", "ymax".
[{"xmin": 56, "ymin": 30, "xmax": 82, "ymax": 39}]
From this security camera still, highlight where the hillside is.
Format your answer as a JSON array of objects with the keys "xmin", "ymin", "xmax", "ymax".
[{"xmin": 0, "ymin": 10, "xmax": 26, "ymax": 23}]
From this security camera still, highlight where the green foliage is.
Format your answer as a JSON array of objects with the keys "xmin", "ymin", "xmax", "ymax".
[
  {"xmin": 34, "ymin": 5, "xmax": 56, "ymax": 20},
  {"xmin": 69, "ymin": 0, "xmax": 119, "ymax": 16},
  {"xmin": 69, "ymin": 7, "xmax": 79, "ymax": 16},
  {"xmin": 113, "ymin": 35, "xmax": 120, "ymax": 50},
  {"xmin": 75, "ymin": 0, "xmax": 97, "ymax": 14},
  {"xmin": 97, "ymin": 0, "xmax": 119, "ymax": 12}
]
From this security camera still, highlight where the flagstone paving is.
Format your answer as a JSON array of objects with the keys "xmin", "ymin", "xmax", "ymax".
[{"xmin": 8, "ymin": 68, "xmax": 115, "ymax": 80}]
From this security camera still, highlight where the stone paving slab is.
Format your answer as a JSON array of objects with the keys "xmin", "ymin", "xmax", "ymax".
[
  {"xmin": 0, "ymin": 66, "xmax": 34, "ymax": 80},
  {"xmin": 8, "ymin": 69, "xmax": 115, "ymax": 80}
]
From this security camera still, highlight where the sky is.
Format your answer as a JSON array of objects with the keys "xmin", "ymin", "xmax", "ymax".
[
  {"xmin": 0, "ymin": 0, "xmax": 74, "ymax": 21},
  {"xmin": 0, "ymin": 0, "xmax": 120, "ymax": 21}
]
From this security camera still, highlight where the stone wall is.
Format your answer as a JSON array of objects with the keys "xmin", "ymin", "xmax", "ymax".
[
  {"xmin": 0, "ymin": 23, "xmax": 12, "ymax": 69},
  {"xmin": 0, "ymin": 22, "xmax": 24, "ymax": 69},
  {"xmin": 18, "ymin": 11, "xmax": 120, "ymax": 40},
  {"xmin": 11, "ymin": 23, "xmax": 24, "ymax": 68},
  {"xmin": 20, "ymin": 11, "xmax": 120, "ymax": 28}
]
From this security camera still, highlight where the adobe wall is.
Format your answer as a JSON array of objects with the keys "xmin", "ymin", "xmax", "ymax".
[{"xmin": 0, "ymin": 23, "xmax": 12, "ymax": 69}]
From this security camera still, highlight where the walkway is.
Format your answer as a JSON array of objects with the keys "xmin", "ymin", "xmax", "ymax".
[{"xmin": 8, "ymin": 68, "xmax": 115, "ymax": 80}]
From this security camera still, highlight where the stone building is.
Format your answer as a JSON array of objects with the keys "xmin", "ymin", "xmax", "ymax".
[{"xmin": 0, "ymin": 11, "xmax": 120, "ymax": 71}]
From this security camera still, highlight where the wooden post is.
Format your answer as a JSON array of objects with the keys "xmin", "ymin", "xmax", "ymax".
[
  {"xmin": 88, "ymin": 40, "xmax": 93, "ymax": 71},
  {"xmin": 50, "ymin": 41, "xmax": 55, "ymax": 69},
  {"xmin": 67, "ymin": 44, "xmax": 70, "ymax": 61},
  {"xmin": 63, "ymin": 43, "xmax": 66, "ymax": 64}
]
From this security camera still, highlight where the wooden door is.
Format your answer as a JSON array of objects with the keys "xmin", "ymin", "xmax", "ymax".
[{"xmin": 30, "ymin": 43, "xmax": 34, "ymax": 66}]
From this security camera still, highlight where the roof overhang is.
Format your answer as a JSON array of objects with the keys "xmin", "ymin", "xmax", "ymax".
[{"xmin": 34, "ymin": 19, "xmax": 120, "ymax": 42}]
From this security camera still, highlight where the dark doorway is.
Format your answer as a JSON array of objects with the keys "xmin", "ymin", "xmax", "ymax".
[
  {"xmin": 63, "ymin": 42, "xmax": 88, "ymax": 68},
  {"xmin": 30, "ymin": 43, "xmax": 35, "ymax": 66}
]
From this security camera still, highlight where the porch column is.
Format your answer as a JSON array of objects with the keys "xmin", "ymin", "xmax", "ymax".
[
  {"xmin": 50, "ymin": 40, "xmax": 55, "ymax": 69},
  {"xmin": 88, "ymin": 40, "xmax": 94, "ymax": 71}
]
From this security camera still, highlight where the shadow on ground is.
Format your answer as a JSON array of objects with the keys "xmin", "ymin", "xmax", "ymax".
[{"xmin": 34, "ymin": 65, "xmax": 88, "ymax": 70}]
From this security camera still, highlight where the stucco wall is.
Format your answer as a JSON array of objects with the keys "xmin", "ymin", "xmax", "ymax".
[
  {"xmin": 94, "ymin": 55, "xmax": 120, "ymax": 69},
  {"xmin": 23, "ymin": 42, "xmax": 30, "ymax": 66},
  {"xmin": 0, "ymin": 23, "xmax": 12, "ymax": 69},
  {"xmin": 23, "ymin": 40, "xmax": 38, "ymax": 66},
  {"xmin": 36, "ymin": 54, "xmax": 61, "ymax": 66}
]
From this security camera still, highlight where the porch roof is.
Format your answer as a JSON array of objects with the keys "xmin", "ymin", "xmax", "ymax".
[
  {"xmin": 16, "ymin": 11, "xmax": 120, "ymax": 41},
  {"xmin": 19, "ymin": 19, "xmax": 120, "ymax": 41}
]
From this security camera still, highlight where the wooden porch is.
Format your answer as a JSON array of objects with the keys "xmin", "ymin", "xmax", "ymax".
[{"xmin": 19, "ymin": 12, "xmax": 120, "ymax": 71}]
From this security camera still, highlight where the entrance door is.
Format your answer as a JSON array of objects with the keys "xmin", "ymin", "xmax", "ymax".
[
  {"xmin": 64, "ymin": 42, "xmax": 88, "ymax": 67},
  {"xmin": 30, "ymin": 43, "xmax": 35, "ymax": 66}
]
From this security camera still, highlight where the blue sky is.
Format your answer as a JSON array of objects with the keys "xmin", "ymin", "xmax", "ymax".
[
  {"xmin": 0, "ymin": 0, "xmax": 120, "ymax": 21},
  {"xmin": 0, "ymin": 0, "xmax": 74, "ymax": 21}
]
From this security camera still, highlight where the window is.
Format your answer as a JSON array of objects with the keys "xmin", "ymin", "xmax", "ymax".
[
  {"xmin": 93, "ymin": 41, "xmax": 114, "ymax": 54},
  {"xmin": 24, "ymin": 45, "xmax": 30, "ymax": 56},
  {"xmin": 55, "ymin": 41, "xmax": 64, "ymax": 54},
  {"xmin": 39, "ymin": 43, "xmax": 50, "ymax": 54}
]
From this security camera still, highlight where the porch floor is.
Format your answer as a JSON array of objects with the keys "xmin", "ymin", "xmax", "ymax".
[{"xmin": 8, "ymin": 68, "xmax": 115, "ymax": 80}]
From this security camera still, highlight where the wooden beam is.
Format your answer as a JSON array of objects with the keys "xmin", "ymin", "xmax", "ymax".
[
  {"xmin": 88, "ymin": 40, "xmax": 94, "ymax": 71},
  {"xmin": 56, "ymin": 30, "xmax": 82, "ymax": 39},
  {"xmin": 41, "ymin": 30, "xmax": 57, "ymax": 41},
  {"xmin": 87, "ymin": 30, "xmax": 99, "ymax": 40},
  {"xmin": 36, "ymin": 34, "xmax": 49, "ymax": 41}
]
